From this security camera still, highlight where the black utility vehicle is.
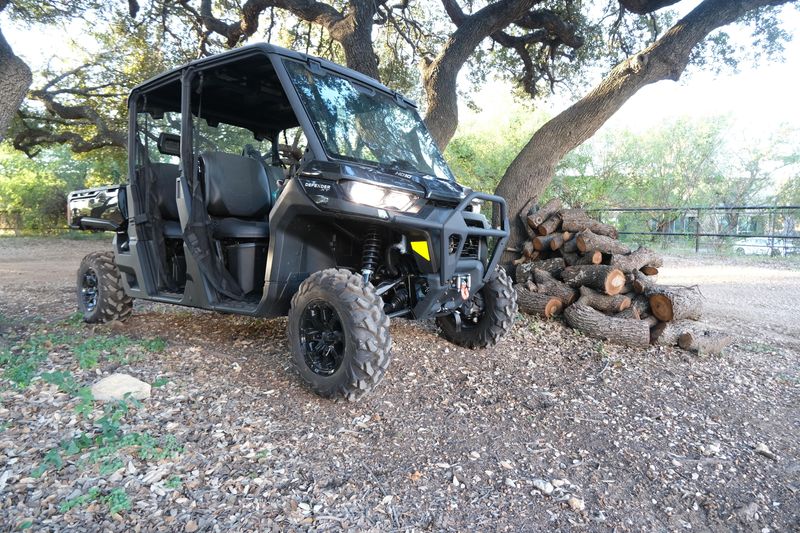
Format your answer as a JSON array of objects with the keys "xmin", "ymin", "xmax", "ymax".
[{"xmin": 68, "ymin": 44, "xmax": 517, "ymax": 399}]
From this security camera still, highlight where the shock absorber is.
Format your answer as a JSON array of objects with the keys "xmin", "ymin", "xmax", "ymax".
[{"xmin": 361, "ymin": 226, "xmax": 381, "ymax": 284}]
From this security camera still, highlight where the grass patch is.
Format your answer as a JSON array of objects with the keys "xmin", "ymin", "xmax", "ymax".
[
  {"xmin": 59, "ymin": 487, "xmax": 131, "ymax": 514},
  {"xmin": 1, "ymin": 333, "xmax": 68, "ymax": 388},
  {"xmin": 151, "ymin": 377, "xmax": 169, "ymax": 388}
]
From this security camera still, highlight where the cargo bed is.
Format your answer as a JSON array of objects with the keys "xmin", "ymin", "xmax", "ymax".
[{"xmin": 67, "ymin": 185, "xmax": 126, "ymax": 231}]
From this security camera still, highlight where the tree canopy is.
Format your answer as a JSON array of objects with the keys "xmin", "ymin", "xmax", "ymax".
[{"xmin": 0, "ymin": 0, "xmax": 798, "ymax": 252}]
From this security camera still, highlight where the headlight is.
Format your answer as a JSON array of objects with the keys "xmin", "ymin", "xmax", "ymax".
[{"xmin": 341, "ymin": 181, "xmax": 421, "ymax": 213}]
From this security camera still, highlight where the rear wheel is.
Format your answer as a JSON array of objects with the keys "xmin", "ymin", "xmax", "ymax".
[
  {"xmin": 77, "ymin": 251, "xmax": 133, "ymax": 323},
  {"xmin": 436, "ymin": 266, "xmax": 517, "ymax": 349},
  {"xmin": 288, "ymin": 268, "xmax": 392, "ymax": 401}
]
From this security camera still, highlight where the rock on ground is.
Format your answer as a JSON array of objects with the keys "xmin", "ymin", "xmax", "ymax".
[{"xmin": 91, "ymin": 373, "xmax": 151, "ymax": 401}]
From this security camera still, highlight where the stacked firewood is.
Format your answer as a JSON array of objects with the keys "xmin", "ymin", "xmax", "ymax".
[{"xmin": 513, "ymin": 198, "xmax": 731, "ymax": 354}]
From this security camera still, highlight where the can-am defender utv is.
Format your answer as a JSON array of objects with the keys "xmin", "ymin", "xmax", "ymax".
[{"xmin": 68, "ymin": 44, "xmax": 517, "ymax": 400}]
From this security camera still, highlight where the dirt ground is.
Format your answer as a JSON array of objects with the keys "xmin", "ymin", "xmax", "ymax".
[{"xmin": 0, "ymin": 237, "xmax": 798, "ymax": 532}]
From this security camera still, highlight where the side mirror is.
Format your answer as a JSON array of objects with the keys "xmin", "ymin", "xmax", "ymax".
[{"xmin": 157, "ymin": 133, "xmax": 181, "ymax": 156}]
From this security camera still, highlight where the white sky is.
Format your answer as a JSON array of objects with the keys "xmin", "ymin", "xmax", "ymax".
[{"xmin": 464, "ymin": 3, "xmax": 800, "ymax": 142}]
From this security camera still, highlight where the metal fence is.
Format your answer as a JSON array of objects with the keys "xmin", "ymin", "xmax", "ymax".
[{"xmin": 588, "ymin": 205, "xmax": 800, "ymax": 256}]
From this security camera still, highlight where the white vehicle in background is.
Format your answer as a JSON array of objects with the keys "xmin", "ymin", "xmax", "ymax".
[{"xmin": 733, "ymin": 237, "xmax": 795, "ymax": 256}]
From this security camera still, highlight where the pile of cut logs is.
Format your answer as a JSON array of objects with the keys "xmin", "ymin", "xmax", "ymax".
[{"xmin": 513, "ymin": 198, "xmax": 731, "ymax": 354}]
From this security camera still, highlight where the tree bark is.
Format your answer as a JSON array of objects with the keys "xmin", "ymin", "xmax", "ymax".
[
  {"xmin": 562, "ymin": 251, "xmax": 578, "ymax": 266},
  {"xmin": 678, "ymin": 331, "xmax": 733, "ymax": 355},
  {"xmin": 423, "ymin": 0, "xmax": 553, "ymax": 149},
  {"xmin": 564, "ymin": 303, "xmax": 650, "ymax": 347},
  {"xmin": 610, "ymin": 246, "xmax": 663, "ymax": 273},
  {"xmin": 577, "ymin": 286, "xmax": 631, "ymax": 314},
  {"xmin": 646, "ymin": 285, "xmax": 703, "ymax": 322},
  {"xmin": 529, "ymin": 198, "xmax": 562, "ymax": 228},
  {"xmin": 615, "ymin": 307, "xmax": 640, "ymax": 320},
  {"xmin": 558, "ymin": 209, "xmax": 619, "ymax": 238},
  {"xmin": 561, "ymin": 265, "xmax": 626, "ymax": 295},
  {"xmin": 576, "ymin": 229, "xmax": 630, "ymax": 255},
  {"xmin": 632, "ymin": 270, "xmax": 658, "ymax": 293},
  {"xmin": 576, "ymin": 250, "xmax": 603, "ymax": 265},
  {"xmin": 563, "ymin": 236, "xmax": 578, "ymax": 253},
  {"xmin": 650, "ymin": 319, "xmax": 706, "ymax": 346},
  {"xmin": 494, "ymin": 0, "xmax": 795, "ymax": 263},
  {"xmin": 197, "ymin": 0, "xmax": 380, "ymax": 79},
  {"xmin": 0, "ymin": 23, "xmax": 32, "ymax": 140},
  {"xmin": 516, "ymin": 257, "xmax": 565, "ymax": 281},
  {"xmin": 537, "ymin": 214, "xmax": 561, "ymax": 236},
  {"xmin": 515, "ymin": 285, "xmax": 563, "ymax": 317},
  {"xmin": 532, "ymin": 268, "xmax": 577, "ymax": 305},
  {"xmin": 630, "ymin": 294, "xmax": 651, "ymax": 317},
  {"xmin": 533, "ymin": 233, "xmax": 559, "ymax": 251}
]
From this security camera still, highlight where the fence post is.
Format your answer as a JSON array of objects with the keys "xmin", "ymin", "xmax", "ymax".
[{"xmin": 694, "ymin": 208, "xmax": 700, "ymax": 253}]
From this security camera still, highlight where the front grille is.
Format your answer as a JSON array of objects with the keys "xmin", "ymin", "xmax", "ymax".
[{"xmin": 462, "ymin": 236, "xmax": 480, "ymax": 259}]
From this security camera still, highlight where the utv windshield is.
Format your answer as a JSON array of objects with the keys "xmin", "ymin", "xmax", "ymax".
[{"xmin": 284, "ymin": 60, "xmax": 455, "ymax": 181}]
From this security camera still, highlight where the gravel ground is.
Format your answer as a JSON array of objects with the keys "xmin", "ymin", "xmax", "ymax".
[{"xmin": 0, "ymin": 237, "xmax": 798, "ymax": 532}]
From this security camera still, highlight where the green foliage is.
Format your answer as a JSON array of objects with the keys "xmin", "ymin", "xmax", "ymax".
[
  {"xmin": 151, "ymin": 377, "xmax": 169, "ymax": 388},
  {"xmin": 0, "ymin": 333, "xmax": 66, "ymax": 388},
  {"xmin": 59, "ymin": 487, "xmax": 101, "ymax": 513},
  {"xmin": 58, "ymin": 486, "xmax": 131, "ymax": 514},
  {"xmin": 0, "ymin": 143, "xmax": 123, "ymax": 233},
  {"xmin": 165, "ymin": 475, "xmax": 183, "ymax": 490},
  {"xmin": 445, "ymin": 100, "xmax": 547, "ymax": 192}
]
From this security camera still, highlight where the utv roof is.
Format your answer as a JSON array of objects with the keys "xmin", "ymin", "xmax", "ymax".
[{"xmin": 130, "ymin": 43, "xmax": 415, "ymax": 108}]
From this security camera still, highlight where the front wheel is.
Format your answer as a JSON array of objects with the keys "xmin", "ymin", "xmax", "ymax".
[
  {"xmin": 436, "ymin": 266, "xmax": 517, "ymax": 349},
  {"xmin": 77, "ymin": 251, "xmax": 133, "ymax": 323},
  {"xmin": 287, "ymin": 268, "xmax": 392, "ymax": 401}
]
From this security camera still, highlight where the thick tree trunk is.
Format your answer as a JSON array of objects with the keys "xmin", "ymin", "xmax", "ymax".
[
  {"xmin": 646, "ymin": 285, "xmax": 703, "ymax": 321},
  {"xmin": 630, "ymin": 294, "xmax": 651, "ymax": 317},
  {"xmin": 561, "ymin": 265, "xmax": 626, "ymax": 295},
  {"xmin": 494, "ymin": 0, "xmax": 794, "ymax": 263},
  {"xmin": 615, "ymin": 307, "xmax": 640, "ymax": 320},
  {"xmin": 650, "ymin": 319, "xmax": 706, "ymax": 346},
  {"xmin": 529, "ymin": 198, "xmax": 562, "ymax": 228},
  {"xmin": 533, "ymin": 233, "xmax": 559, "ymax": 251},
  {"xmin": 632, "ymin": 270, "xmax": 658, "ymax": 293},
  {"xmin": 515, "ymin": 285, "xmax": 563, "ymax": 317},
  {"xmin": 0, "ymin": 24, "xmax": 32, "ymax": 140},
  {"xmin": 559, "ymin": 209, "xmax": 618, "ymax": 238},
  {"xmin": 532, "ymin": 268, "xmax": 577, "ymax": 305},
  {"xmin": 516, "ymin": 257, "xmax": 565, "ymax": 281},
  {"xmin": 576, "ymin": 250, "xmax": 603, "ymax": 265},
  {"xmin": 678, "ymin": 331, "xmax": 733, "ymax": 355},
  {"xmin": 576, "ymin": 229, "xmax": 630, "ymax": 255},
  {"xmin": 610, "ymin": 246, "xmax": 663, "ymax": 272},
  {"xmin": 537, "ymin": 214, "xmax": 561, "ymax": 236},
  {"xmin": 577, "ymin": 286, "xmax": 631, "ymax": 314},
  {"xmin": 564, "ymin": 303, "xmax": 650, "ymax": 347},
  {"xmin": 423, "ymin": 0, "xmax": 541, "ymax": 149}
]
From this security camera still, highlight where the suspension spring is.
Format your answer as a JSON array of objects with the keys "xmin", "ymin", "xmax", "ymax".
[{"xmin": 361, "ymin": 227, "xmax": 381, "ymax": 283}]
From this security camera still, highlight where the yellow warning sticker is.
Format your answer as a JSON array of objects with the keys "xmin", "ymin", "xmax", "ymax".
[{"xmin": 411, "ymin": 240, "xmax": 430, "ymax": 261}]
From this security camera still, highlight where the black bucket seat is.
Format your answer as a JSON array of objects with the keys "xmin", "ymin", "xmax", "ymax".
[{"xmin": 200, "ymin": 152, "xmax": 272, "ymax": 240}]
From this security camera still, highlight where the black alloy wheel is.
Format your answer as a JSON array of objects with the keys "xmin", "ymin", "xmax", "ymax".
[
  {"xmin": 76, "ymin": 251, "xmax": 133, "ymax": 323},
  {"xmin": 81, "ymin": 269, "xmax": 99, "ymax": 312},
  {"xmin": 299, "ymin": 300, "xmax": 346, "ymax": 376},
  {"xmin": 287, "ymin": 268, "xmax": 392, "ymax": 400}
]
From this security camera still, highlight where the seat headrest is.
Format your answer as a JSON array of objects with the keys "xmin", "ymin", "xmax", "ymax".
[{"xmin": 200, "ymin": 151, "xmax": 271, "ymax": 219}]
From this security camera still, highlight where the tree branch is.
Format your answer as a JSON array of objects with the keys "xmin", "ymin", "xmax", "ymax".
[
  {"xmin": 496, "ymin": 0, "xmax": 796, "ymax": 265},
  {"xmin": 619, "ymin": 0, "xmax": 682, "ymax": 15}
]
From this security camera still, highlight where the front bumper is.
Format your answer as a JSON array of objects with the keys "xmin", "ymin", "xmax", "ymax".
[
  {"xmin": 393, "ymin": 191, "xmax": 509, "ymax": 318},
  {"xmin": 298, "ymin": 176, "xmax": 509, "ymax": 319}
]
